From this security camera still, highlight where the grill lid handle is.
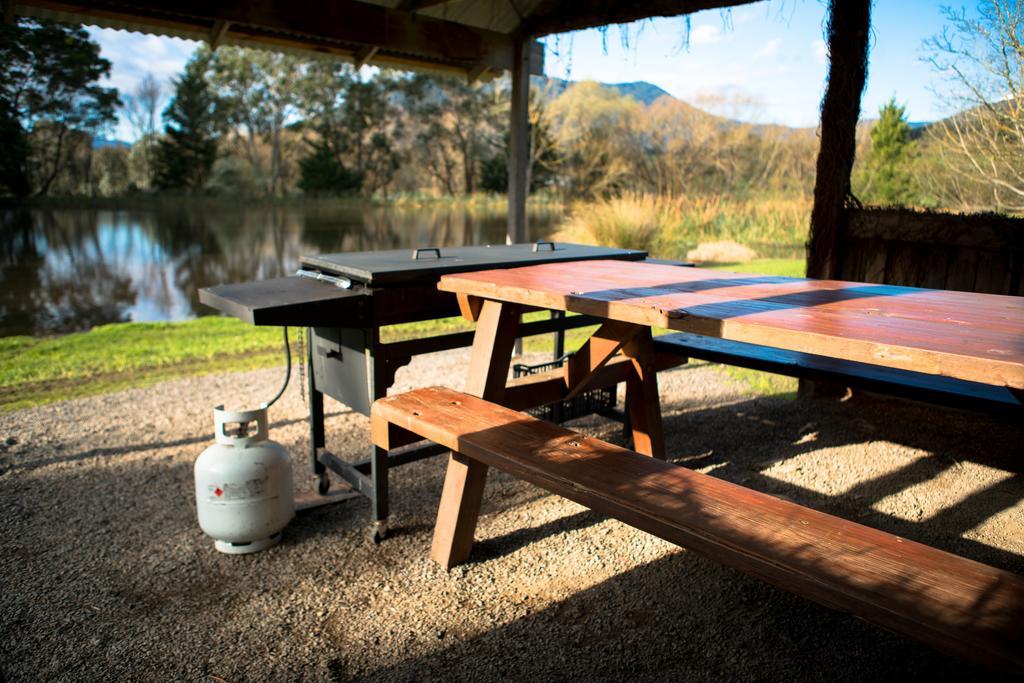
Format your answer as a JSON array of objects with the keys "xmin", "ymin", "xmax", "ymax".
[
  {"xmin": 532, "ymin": 240, "xmax": 556, "ymax": 253},
  {"xmin": 412, "ymin": 247, "xmax": 442, "ymax": 260}
]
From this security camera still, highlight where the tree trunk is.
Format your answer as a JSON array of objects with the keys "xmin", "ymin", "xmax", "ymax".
[
  {"xmin": 34, "ymin": 125, "xmax": 68, "ymax": 198},
  {"xmin": 806, "ymin": 0, "xmax": 872, "ymax": 280},
  {"xmin": 462, "ymin": 144, "xmax": 474, "ymax": 195}
]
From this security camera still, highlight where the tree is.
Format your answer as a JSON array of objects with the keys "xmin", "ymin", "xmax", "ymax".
[
  {"xmin": 480, "ymin": 79, "xmax": 561, "ymax": 194},
  {"xmin": 0, "ymin": 19, "xmax": 119, "ymax": 198},
  {"xmin": 547, "ymin": 81, "xmax": 641, "ymax": 198},
  {"xmin": 924, "ymin": 1, "xmax": 1024, "ymax": 212},
  {"xmin": 298, "ymin": 61, "xmax": 404, "ymax": 196},
  {"xmin": 209, "ymin": 47, "xmax": 304, "ymax": 196},
  {"xmin": 91, "ymin": 144, "xmax": 132, "ymax": 196},
  {"xmin": 406, "ymin": 75, "xmax": 504, "ymax": 196},
  {"xmin": 526, "ymin": 81, "xmax": 563, "ymax": 193},
  {"xmin": 153, "ymin": 52, "xmax": 221, "ymax": 192},
  {"xmin": 297, "ymin": 140, "xmax": 361, "ymax": 195},
  {"xmin": 121, "ymin": 73, "xmax": 163, "ymax": 189},
  {"xmin": 857, "ymin": 97, "xmax": 915, "ymax": 205}
]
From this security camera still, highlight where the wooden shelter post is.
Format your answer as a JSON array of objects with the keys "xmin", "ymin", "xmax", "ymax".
[
  {"xmin": 805, "ymin": 0, "xmax": 872, "ymax": 279},
  {"xmin": 507, "ymin": 34, "xmax": 531, "ymax": 244}
]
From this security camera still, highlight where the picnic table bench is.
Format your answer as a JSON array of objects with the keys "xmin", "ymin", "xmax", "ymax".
[
  {"xmin": 651, "ymin": 331, "xmax": 1022, "ymax": 416},
  {"xmin": 372, "ymin": 386, "xmax": 1024, "ymax": 672},
  {"xmin": 372, "ymin": 259, "xmax": 1024, "ymax": 670}
]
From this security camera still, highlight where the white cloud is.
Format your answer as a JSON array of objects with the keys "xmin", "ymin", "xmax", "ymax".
[
  {"xmin": 91, "ymin": 28, "xmax": 198, "ymax": 92},
  {"xmin": 755, "ymin": 38, "xmax": 783, "ymax": 59},
  {"xmin": 812, "ymin": 38, "xmax": 827, "ymax": 65},
  {"xmin": 88, "ymin": 28, "xmax": 200, "ymax": 140},
  {"xmin": 690, "ymin": 23, "xmax": 723, "ymax": 45}
]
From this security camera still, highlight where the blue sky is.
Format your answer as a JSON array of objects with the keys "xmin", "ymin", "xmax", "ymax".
[{"xmin": 88, "ymin": 0, "xmax": 975, "ymax": 140}]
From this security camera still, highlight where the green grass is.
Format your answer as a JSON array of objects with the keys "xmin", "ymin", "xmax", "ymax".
[
  {"xmin": 705, "ymin": 258, "xmax": 805, "ymax": 277},
  {"xmin": 1, "ymin": 259, "xmax": 805, "ymax": 411},
  {"xmin": 0, "ymin": 312, "xmax": 597, "ymax": 412},
  {"xmin": 0, "ymin": 318, "xmax": 296, "ymax": 411}
]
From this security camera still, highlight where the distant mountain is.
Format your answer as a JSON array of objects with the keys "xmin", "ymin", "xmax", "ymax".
[
  {"xmin": 93, "ymin": 137, "xmax": 131, "ymax": 149},
  {"xmin": 857, "ymin": 118, "xmax": 934, "ymax": 141},
  {"xmin": 535, "ymin": 77, "xmax": 672, "ymax": 106},
  {"xmin": 608, "ymin": 81, "xmax": 674, "ymax": 106},
  {"xmin": 538, "ymin": 76, "xmax": 942, "ymax": 137}
]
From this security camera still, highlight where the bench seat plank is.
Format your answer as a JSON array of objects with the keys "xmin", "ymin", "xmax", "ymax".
[
  {"xmin": 652, "ymin": 332, "xmax": 1022, "ymax": 416},
  {"xmin": 372, "ymin": 386, "xmax": 1024, "ymax": 672}
]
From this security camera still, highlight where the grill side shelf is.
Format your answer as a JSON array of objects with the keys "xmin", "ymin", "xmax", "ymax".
[{"xmin": 199, "ymin": 276, "xmax": 371, "ymax": 327}]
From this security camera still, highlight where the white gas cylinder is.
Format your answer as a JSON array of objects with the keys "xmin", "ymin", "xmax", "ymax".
[{"xmin": 195, "ymin": 405, "xmax": 294, "ymax": 554}]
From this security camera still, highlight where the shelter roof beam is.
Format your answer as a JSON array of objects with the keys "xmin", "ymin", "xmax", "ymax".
[
  {"xmin": 14, "ymin": 0, "xmax": 544, "ymax": 74},
  {"xmin": 398, "ymin": 0, "xmax": 450, "ymax": 11}
]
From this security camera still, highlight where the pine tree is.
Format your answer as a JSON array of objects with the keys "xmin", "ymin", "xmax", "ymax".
[
  {"xmin": 862, "ymin": 97, "xmax": 915, "ymax": 205},
  {"xmin": 298, "ymin": 139, "xmax": 362, "ymax": 195},
  {"xmin": 152, "ymin": 52, "xmax": 221, "ymax": 192}
]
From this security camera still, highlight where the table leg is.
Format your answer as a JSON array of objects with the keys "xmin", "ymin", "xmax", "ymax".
[
  {"xmin": 564, "ymin": 322, "xmax": 665, "ymax": 459},
  {"xmin": 564, "ymin": 320, "xmax": 640, "ymax": 397},
  {"xmin": 622, "ymin": 328, "xmax": 666, "ymax": 459},
  {"xmin": 552, "ymin": 310, "xmax": 565, "ymax": 360},
  {"xmin": 430, "ymin": 299, "xmax": 521, "ymax": 569}
]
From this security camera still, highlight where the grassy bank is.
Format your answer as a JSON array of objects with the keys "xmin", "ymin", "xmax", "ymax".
[
  {"xmin": 554, "ymin": 193, "xmax": 810, "ymax": 259},
  {"xmin": 1, "ymin": 260, "xmax": 804, "ymax": 411}
]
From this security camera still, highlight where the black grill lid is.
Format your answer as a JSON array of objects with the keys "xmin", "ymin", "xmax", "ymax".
[{"xmin": 300, "ymin": 243, "xmax": 646, "ymax": 286}]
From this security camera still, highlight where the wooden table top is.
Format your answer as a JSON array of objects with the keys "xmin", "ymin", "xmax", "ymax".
[{"xmin": 439, "ymin": 259, "xmax": 1024, "ymax": 390}]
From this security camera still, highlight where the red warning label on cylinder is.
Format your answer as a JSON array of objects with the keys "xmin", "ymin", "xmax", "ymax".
[{"xmin": 208, "ymin": 477, "xmax": 266, "ymax": 501}]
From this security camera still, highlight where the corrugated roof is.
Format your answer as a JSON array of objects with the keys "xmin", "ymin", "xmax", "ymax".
[{"xmin": 13, "ymin": 1, "xmax": 760, "ymax": 76}]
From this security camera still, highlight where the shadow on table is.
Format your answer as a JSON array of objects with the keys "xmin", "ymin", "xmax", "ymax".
[{"xmin": 573, "ymin": 275, "xmax": 921, "ymax": 325}]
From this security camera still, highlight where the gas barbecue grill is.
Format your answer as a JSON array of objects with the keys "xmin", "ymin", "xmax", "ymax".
[{"xmin": 200, "ymin": 242, "xmax": 647, "ymax": 540}]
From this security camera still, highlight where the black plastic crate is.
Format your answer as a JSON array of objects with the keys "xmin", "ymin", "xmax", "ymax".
[{"xmin": 512, "ymin": 354, "xmax": 617, "ymax": 423}]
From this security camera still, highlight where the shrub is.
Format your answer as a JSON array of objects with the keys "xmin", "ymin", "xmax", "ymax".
[
  {"xmin": 552, "ymin": 192, "xmax": 812, "ymax": 259},
  {"xmin": 554, "ymin": 194, "xmax": 664, "ymax": 252}
]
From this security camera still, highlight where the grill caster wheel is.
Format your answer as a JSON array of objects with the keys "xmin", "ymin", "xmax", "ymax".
[
  {"xmin": 318, "ymin": 473, "xmax": 330, "ymax": 495},
  {"xmin": 369, "ymin": 521, "xmax": 388, "ymax": 544}
]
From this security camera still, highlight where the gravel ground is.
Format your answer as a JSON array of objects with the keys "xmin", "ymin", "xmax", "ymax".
[{"xmin": 1, "ymin": 348, "xmax": 1022, "ymax": 682}]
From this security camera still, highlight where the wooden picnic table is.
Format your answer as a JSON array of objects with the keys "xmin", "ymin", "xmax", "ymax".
[
  {"xmin": 429, "ymin": 259, "xmax": 1024, "ymax": 567},
  {"xmin": 368, "ymin": 258, "xmax": 1024, "ymax": 667}
]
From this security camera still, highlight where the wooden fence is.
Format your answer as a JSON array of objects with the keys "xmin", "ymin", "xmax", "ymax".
[{"xmin": 836, "ymin": 208, "xmax": 1024, "ymax": 296}]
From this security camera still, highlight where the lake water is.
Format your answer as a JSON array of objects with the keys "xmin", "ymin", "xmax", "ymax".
[{"xmin": 0, "ymin": 200, "xmax": 565, "ymax": 337}]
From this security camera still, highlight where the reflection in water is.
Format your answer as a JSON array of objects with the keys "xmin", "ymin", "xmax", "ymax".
[{"xmin": 0, "ymin": 200, "xmax": 564, "ymax": 336}]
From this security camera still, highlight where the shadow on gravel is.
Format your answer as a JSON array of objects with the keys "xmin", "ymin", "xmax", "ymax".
[
  {"xmin": 340, "ymin": 391, "xmax": 1023, "ymax": 681},
  {"xmin": 470, "ymin": 509, "xmax": 605, "ymax": 565},
  {"xmin": 652, "ymin": 392, "xmax": 1024, "ymax": 572},
  {"xmin": 354, "ymin": 548, "xmax": 1001, "ymax": 682},
  {"xmin": 285, "ymin": 388, "xmax": 1024, "ymax": 571},
  {"xmin": 3, "ymin": 380, "xmax": 1022, "ymax": 680}
]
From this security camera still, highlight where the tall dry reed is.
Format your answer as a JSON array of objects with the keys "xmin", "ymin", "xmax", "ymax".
[{"xmin": 553, "ymin": 193, "xmax": 812, "ymax": 259}]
